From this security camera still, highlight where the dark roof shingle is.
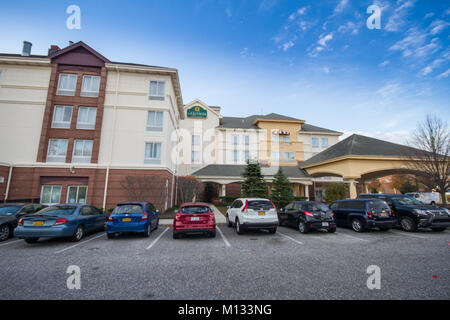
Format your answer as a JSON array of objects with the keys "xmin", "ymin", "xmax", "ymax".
[{"xmin": 192, "ymin": 164, "xmax": 311, "ymax": 179}]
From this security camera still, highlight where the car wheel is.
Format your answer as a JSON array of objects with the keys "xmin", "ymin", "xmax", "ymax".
[
  {"xmin": 328, "ymin": 227, "xmax": 336, "ymax": 233},
  {"xmin": 107, "ymin": 233, "xmax": 116, "ymax": 239},
  {"xmin": 298, "ymin": 221, "xmax": 309, "ymax": 234},
  {"xmin": 236, "ymin": 219, "xmax": 244, "ymax": 235},
  {"xmin": 71, "ymin": 225, "xmax": 84, "ymax": 242},
  {"xmin": 400, "ymin": 216, "xmax": 417, "ymax": 232},
  {"xmin": 268, "ymin": 227, "xmax": 277, "ymax": 234},
  {"xmin": 0, "ymin": 224, "xmax": 11, "ymax": 242},
  {"xmin": 103, "ymin": 221, "xmax": 107, "ymax": 231},
  {"xmin": 155, "ymin": 218, "xmax": 159, "ymax": 230},
  {"xmin": 24, "ymin": 238, "xmax": 39, "ymax": 244},
  {"xmin": 351, "ymin": 219, "xmax": 364, "ymax": 233},
  {"xmin": 209, "ymin": 230, "xmax": 216, "ymax": 238},
  {"xmin": 431, "ymin": 227, "xmax": 446, "ymax": 232},
  {"xmin": 143, "ymin": 224, "xmax": 151, "ymax": 238},
  {"xmin": 227, "ymin": 216, "xmax": 232, "ymax": 227},
  {"xmin": 173, "ymin": 233, "xmax": 180, "ymax": 239}
]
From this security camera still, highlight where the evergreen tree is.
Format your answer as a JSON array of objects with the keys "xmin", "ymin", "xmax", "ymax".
[
  {"xmin": 241, "ymin": 161, "xmax": 267, "ymax": 198},
  {"xmin": 269, "ymin": 167, "xmax": 294, "ymax": 209}
]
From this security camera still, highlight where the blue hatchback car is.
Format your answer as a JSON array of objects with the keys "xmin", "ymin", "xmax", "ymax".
[
  {"xmin": 107, "ymin": 202, "xmax": 159, "ymax": 239},
  {"xmin": 14, "ymin": 204, "xmax": 107, "ymax": 243}
]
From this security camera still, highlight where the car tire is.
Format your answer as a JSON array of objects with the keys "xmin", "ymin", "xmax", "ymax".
[
  {"xmin": 155, "ymin": 218, "xmax": 159, "ymax": 230},
  {"xmin": 173, "ymin": 233, "xmax": 180, "ymax": 239},
  {"xmin": 328, "ymin": 227, "xmax": 336, "ymax": 233},
  {"xmin": 71, "ymin": 225, "xmax": 84, "ymax": 242},
  {"xmin": 268, "ymin": 227, "xmax": 277, "ymax": 234},
  {"xmin": 399, "ymin": 216, "xmax": 417, "ymax": 232},
  {"xmin": 209, "ymin": 231, "xmax": 216, "ymax": 238},
  {"xmin": 351, "ymin": 219, "xmax": 364, "ymax": 233},
  {"xmin": 431, "ymin": 227, "xmax": 446, "ymax": 232},
  {"xmin": 107, "ymin": 233, "xmax": 116, "ymax": 239},
  {"xmin": 143, "ymin": 224, "xmax": 151, "ymax": 238},
  {"xmin": 298, "ymin": 221, "xmax": 309, "ymax": 234},
  {"xmin": 24, "ymin": 238, "xmax": 39, "ymax": 244},
  {"xmin": 227, "ymin": 216, "xmax": 232, "ymax": 227},
  {"xmin": 0, "ymin": 224, "xmax": 11, "ymax": 242},
  {"xmin": 236, "ymin": 219, "xmax": 244, "ymax": 235}
]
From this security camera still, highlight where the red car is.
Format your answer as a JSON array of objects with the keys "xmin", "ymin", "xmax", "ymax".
[{"xmin": 173, "ymin": 202, "xmax": 216, "ymax": 239}]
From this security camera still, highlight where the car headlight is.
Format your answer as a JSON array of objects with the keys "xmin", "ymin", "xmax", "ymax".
[{"xmin": 413, "ymin": 209, "xmax": 428, "ymax": 216}]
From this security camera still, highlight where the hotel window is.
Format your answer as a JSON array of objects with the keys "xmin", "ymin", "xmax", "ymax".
[
  {"xmin": 149, "ymin": 81, "xmax": 165, "ymax": 100},
  {"xmin": 72, "ymin": 140, "xmax": 93, "ymax": 163},
  {"xmin": 271, "ymin": 152, "xmax": 281, "ymax": 161},
  {"xmin": 192, "ymin": 135, "xmax": 200, "ymax": 146},
  {"xmin": 243, "ymin": 135, "xmax": 250, "ymax": 146},
  {"xmin": 67, "ymin": 186, "xmax": 88, "ymax": 204},
  {"xmin": 244, "ymin": 150, "xmax": 250, "ymax": 162},
  {"xmin": 284, "ymin": 152, "xmax": 295, "ymax": 162},
  {"xmin": 271, "ymin": 134, "xmax": 280, "ymax": 144},
  {"xmin": 146, "ymin": 110, "xmax": 164, "ymax": 132},
  {"xmin": 233, "ymin": 150, "xmax": 239, "ymax": 163},
  {"xmin": 312, "ymin": 137, "xmax": 319, "ymax": 148},
  {"xmin": 52, "ymin": 106, "xmax": 73, "ymax": 128},
  {"xmin": 77, "ymin": 107, "xmax": 97, "ymax": 130},
  {"xmin": 282, "ymin": 136, "xmax": 291, "ymax": 145},
  {"xmin": 192, "ymin": 151, "xmax": 201, "ymax": 163},
  {"xmin": 145, "ymin": 142, "xmax": 162, "ymax": 164},
  {"xmin": 40, "ymin": 185, "xmax": 62, "ymax": 205},
  {"xmin": 321, "ymin": 138, "xmax": 329, "ymax": 148},
  {"xmin": 47, "ymin": 139, "xmax": 68, "ymax": 163},
  {"xmin": 232, "ymin": 135, "xmax": 239, "ymax": 146},
  {"xmin": 81, "ymin": 75, "xmax": 101, "ymax": 97},
  {"xmin": 56, "ymin": 74, "xmax": 77, "ymax": 96}
]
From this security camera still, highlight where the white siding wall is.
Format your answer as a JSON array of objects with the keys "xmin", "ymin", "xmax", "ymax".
[{"xmin": 298, "ymin": 133, "xmax": 340, "ymax": 160}]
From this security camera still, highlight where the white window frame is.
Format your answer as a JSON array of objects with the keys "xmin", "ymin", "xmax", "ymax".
[
  {"xmin": 244, "ymin": 150, "xmax": 250, "ymax": 162},
  {"xmin": 46, "ymin": 139, "xmax": 68, "ymax": 163},
  {"xmin": 56, "ymin": 73, "xmax": 77, "ymax": 96},
  {"xmin": 144, "ymin": 142, "xmax": 162, "ymax": 165},
  {"xmin": 321, "ymin": 137, "xmax": 329, "ymax": 148},
  {"xmin": 192, "ymin": 135, "xmax": 200, "ymax": 146},
  {"xmin": 191, "ymin": 150, "xmax": 201, "ymax": 164},
  {"xmin": 146, "ymin": 110, "xmax": 164, "ymax": 132},
  {"xmin": 72, "ymin": 140, "xmax": 93, "ymax": 163},
  {"xmin": 232, "ymin": 150, "xmax": 239, "ymax": 163},
  {"xmin": 149, "ymin": 81, "xmax": 165, "ymax": 100},
  {"xmin": 243, "ymin": 135, "xmax": 250, "ymax": 146},
  {"xmin": 312, "ymin": 137, "xmax": 319, "ymax": 148},
  {"xmin": 232, "ymin": 135, "xmax": 239, "ymax": 146},
  {"xmin": 282, "ymin": 136, "xmax": 291, "ymax": 145},
  {"xmin": 271, "ymin": 134, "xmax": 280, "ymax": 144},
  {"xmin": 284, "ymin": 152, "xmax": 295, "ymax": 162},
  {"xmin": 67, "ymin": 186, "xmax": 88, "ymax": 204},
  {"xmin": 76, "ymin": 107, "xmax": 97, "ymax": 130},
  {"xmin": 271, "ymin": 151, "xmax": 281, "ymax": 161},
  {"xmin": 51, "ymin": 105, "xmax": 73, "ymax": 129},
  {"xmin": 80, "ymin": 75, "xmax": 101, "ymax": 97},
  {"xmin": 40, "ymin": 185, "xmax": 62, "ymax": 205}
]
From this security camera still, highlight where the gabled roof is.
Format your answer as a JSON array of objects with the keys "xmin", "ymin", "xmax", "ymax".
[
  {"xmin": 254, "ymin": 113, "xmax": 303, "ymax": 122},
  {"xmin": 192, "ymin": 164, "xmax": 311, "ymax": 179},
  {"xmin": 300, "ymin": 123, "xmax": 342, "ymax": 135},
  {"xmin": 300, "ymin": 134, "xmax": 422, "ymax": 167},
  {"xmin": 218, "ymin": 113, "xmax": 304, "ymax": 129},
  {"xmin": 48, "ymin": 41, "xmax": 110, "ymax": 63}
]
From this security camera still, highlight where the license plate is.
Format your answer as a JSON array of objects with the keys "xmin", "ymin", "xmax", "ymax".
[
  {"xmin": 322, "ymin": 222, "xmax": 329, "ymax": 227},
  {"xmin": 380, "ymin": 213, "xmax": 387, "ymax": 217},
  {"xmin": 33, "ymin": 221, "xmax": 44, "ymax": 226},
  {"xmin": 191, "ymin": 217, "xmax": 199, "ymax": 221},
  {"xmin": 122, "ymin": 218, "xmax": 131, "ymax": 222},
  {"xmin": 258, "ymin": 211, "xmax": 265, "ymax": 216}
]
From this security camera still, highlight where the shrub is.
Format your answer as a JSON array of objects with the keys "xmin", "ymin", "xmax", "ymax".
[{"xmin": 324, "ymin": 182, "xmax": 347, "ymax": 203}]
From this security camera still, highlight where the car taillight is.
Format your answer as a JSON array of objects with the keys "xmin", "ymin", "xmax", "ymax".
[
  {"xmin": 367, "ymin": 212, "xmax": 373, "ymax": 219},
  {"xmin": 304, "ymin": 211, "xmax": 314, "ymax": 217},
  {"xmin": 55, "ymin": 218, "xmax": 69, "ymax": 225},
  {"xmin": 330, "ymin": 211, "xmax": 334, "ymax": 216},
  {"xmin": 141, "ymin": 213, "xmax": 148, "ymax": 221},
  {"xmin": 108, "ymin": 215, "xmax": 113, "ymax": 222},
  {"xmin": 390, "ymin": 210, "xmax": 395, "ymax": 217},
  {"xmin": 18, "ymin": 218, "xmax": 23, "ymax": 226},
  {"xmin": 175, "ymin": 214, "xmax": 181, "ymax": 221},
  {"xmin": 269, "ymin": 200, "xmax": 277, "ymax": 211},
  {"xmin": 242, "ymin": 200, "xmax": 248, "ymax": 213}
]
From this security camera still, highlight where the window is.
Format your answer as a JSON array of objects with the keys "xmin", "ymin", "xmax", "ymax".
[
  {"xmin": 192, "ymin": 151, "xmax": 201, "ymax": 163},
  {"xmin": 72, "ymin": 140, "xmax": 93, "ymax": 163},
  {"xmin": 232, "ymin": 135, "xmax": 239, "ymax": 146},
  {"xmin": 81, "ymin": 75, "xmax": 101, "ymax": 97},
  {"xmin": 321, "ymin": 138, "xmax": 329, "ymax": 148},
  {"xmin": 40, "ymin": 185, "xmax": 62, "ymax": 204},
  {"xmin": 0, "ymin": 70, "xmax": 3, "ymax": 82},
  {"xmin": 52, "ymin": 106, "xmax": 73, "ymax": 128},
  {"xmin": 282, "ymin": 136, "xmax": 291, "ymax": 145},
  {"xmin": 56, "ymin": 74, "xmax": 77, "ymax": 96},
  {"xmin": 77, "ymin": 107, "xmax": 97, "ymax": 130},
  {"xmin": 67, "ymin": 186, "xmax": 88, "ymax": 204},
  {"xmin": 47, "ymin": 139, "xmax": 68, "ymax": 162},
  {"xmin": 145, "ymin": 142, "xmax": 162, "ymax": 164},
  {"xmin": 271, "ymin": 152, "xmax": 281, "ymax": 161},
  {"xmin": 312, "ymin": 137, "xmax": 319, "ymax": 148},
  {"xmin": 233, "ymin": 150, "xmax": 239, "ymax": 163},
  {"xmin": 284, "ymin": 152, "xmax": 295, "ymax": 162},
  {"xmin": 244, "ymin": 150, "xmax": 250, "ymax": 162},
  {"xmin": 149, "ymin": 81, "xmax": 165, "ymax": 100},
  {"xmin": 192, "ymin": 135, "xmax": 200, "ymax": 146},
  {"xmin": 272, "ymin": 134, "xmax": 280, "ymax": 144},
  {"xmin": 243, "ymin": 135, "xmax": 250, "ymax": 146},
  {"xmin": 146, "ymin": 111, "xmax": 164, "ymax": 132}
]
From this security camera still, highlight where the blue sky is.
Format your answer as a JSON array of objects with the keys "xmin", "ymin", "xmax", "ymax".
[{"xmin": 0, "ymin": 0, "xmax": 449, "ymax": 144}]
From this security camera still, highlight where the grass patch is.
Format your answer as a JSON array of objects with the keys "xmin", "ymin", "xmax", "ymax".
[
  {"xmin": 159, "ymin": 206, "xmax": 179, "ymax": 219},
  {"xmin": 215, "ymin": 206, "xmax": 228, "ymax": 217}
]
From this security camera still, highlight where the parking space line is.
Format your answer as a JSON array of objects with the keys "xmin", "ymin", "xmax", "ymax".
[
  {"xmin": 277, "ymin": 231, "xmax": 303, "ymax": 245},
  {"xmin": 216, "ymin": 226, "xmax": 231, "ymax": 247},
  {"xmin": 54, "ymin": 233, "xmax": 105, "ymax": 254},
  {"xmin": 0, "ymin": 239, "xmax": 22, "ymax": 248},
  {"xmin": 389, "ymin": 230, "xmax": 428, "ymax": 239},
  {"xmin": 146, "ymin": 227, "xmax": 169, "ymax": 250}
]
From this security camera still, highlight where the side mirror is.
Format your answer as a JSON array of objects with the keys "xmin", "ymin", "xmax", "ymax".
[{"xmin": 155, "ymin": 209, "xmax": 160, "ymax": 214}]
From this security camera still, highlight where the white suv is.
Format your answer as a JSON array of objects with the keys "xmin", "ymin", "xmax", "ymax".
[{"xmin": 226, "ymin": 198, "xmax": 279, "ymax": 234}]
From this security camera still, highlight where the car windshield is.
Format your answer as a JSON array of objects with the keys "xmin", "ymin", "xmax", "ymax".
[
  {"xmin": 305, "ymin": 203, "xmax": 329, "ymax": 212},
  {"xmin": 369, "ymin": 201, "xmax": 390, "ymax": 211},
  {"xmin": 113, "ymin": 205, "xmax": 143, "ymax": 214},
  {"xmin": 37, "ymin": 206, "xmax": 77, "ymax": 216},
  {"xmin": 392, "ymin": 197, "xmax": 423, "ymax": 205},
  {"xmin": 181, "ymin": 206, "xmax": 210, "ymax": 214},
  {"xmin": 0, "ymin": 205, "xmax": 21, "ymax": 216},
  {"xmin": 247, "ymin": 200, "xmax": 274, "ymax": 210}
]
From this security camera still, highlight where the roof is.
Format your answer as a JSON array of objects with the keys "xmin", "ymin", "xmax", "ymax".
[
  {"xmin": 192, "ymin": 164, "xmax": 311, "ymax": 179},
  {"xmin": 300, "ymin": 134, "xmax": 423, "ymax": 167},
  {"xmin": 217, "ymin": 113, "xmax": 303, "ymax": 129},
  {"xmin": 254, "ymin": 113, "xmax": 303, "ymax": 122},
  {"xmin": 300, "ymin": 123, "xmax": 342, "ymax": 134}
]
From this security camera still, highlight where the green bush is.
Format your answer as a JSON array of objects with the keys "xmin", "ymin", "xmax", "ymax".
[
  {"xmin": 324, "ymin": 182, "xmax": 347, "ymax": 203},
  {"xmin": 293, "ymin": 196, "xmax": 308, "ymax": 201},
  {"xmin": 219, "ymin": 196, "xmax": 239, "ymax": 206}
]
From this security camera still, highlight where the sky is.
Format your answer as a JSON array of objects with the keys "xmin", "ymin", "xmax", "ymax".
[{"xmin": 0, "ymin": 0, "xmax": 449, "ymax": 145}]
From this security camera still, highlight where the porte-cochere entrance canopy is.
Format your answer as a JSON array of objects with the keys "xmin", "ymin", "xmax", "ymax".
[{"xmin": 300, "ymin": 134, "xmax": 425, "ymax": 198}]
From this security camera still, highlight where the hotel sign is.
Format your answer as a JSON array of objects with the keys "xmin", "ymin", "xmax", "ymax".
[{"xmin": 187, "ymin": 106, "xmax": 207, "ymax": 118}]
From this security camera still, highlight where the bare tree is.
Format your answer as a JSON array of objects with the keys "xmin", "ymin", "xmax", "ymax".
[
  {"xmin": 177, "ymin": 176, "xmax": 203, "ymax": 204},
  {"xmin": 405, "ymin": 115, "xmax": 449, "ymax": 205},
  {"xmin": 120, "ymin": 176, "xmax": 167, "ymax": 211}
]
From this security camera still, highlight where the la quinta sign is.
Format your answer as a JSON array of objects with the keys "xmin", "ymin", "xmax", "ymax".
[{"xmin": 187, "ymin": 105, "xmax": 207, "ymax": 118}]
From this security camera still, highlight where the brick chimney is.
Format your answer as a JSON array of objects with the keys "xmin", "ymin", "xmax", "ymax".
[{"xmin": 48, "ymin": 45, "xmax": 61, "ymax": 56}]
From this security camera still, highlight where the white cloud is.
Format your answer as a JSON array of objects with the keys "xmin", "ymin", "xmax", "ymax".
[
  {"xmin": 318, "ymin": 33, "xmax": 333, "ymax": 46},
  {"xmin": 376, "ymin": 82, "xmax": 403, "ymax": 100},
  {"xmin": 308, "ymin": 46, "xmax": 324, "ymax": 57},
  {"xmin": 421, "ymin": 66, "xmax": 432, "ymax": 76},
  {"xmin": 424, "ymin": 12, "xmax": 434, "ymax": 19},
  {"xmin": 334, "ymin": 0, "xmax": 349, "ymax": 14},
  {"xmin": 389, "ymin": 27, "xmax": 440, "ymax": 58},
  {"xmin": 437, "ymin": 68, "xmax": 450, "ymax": 79},
  {"xmin": 288, "ymin": 6, "xmax": 308, "ymax": 21},
  {"xmin": 258, "ymin": 0, "xmax": 278, "ymax": 12},
  {"xmin": 338, "ymin": 21, "xmax": 360, "ymax": 35},
  {"xmin": 378, "ymin": 60, "xmax": 390, "ymax": 68},
  {"xmin": 282, "ymin": 41, "xmax": 295, "ymax": 51},
  {"xmin": 385, "ymin": 0, "xmax": 415, "ymax": 32},
  {"xmin": 429, "ymin": 19, "xmax": 450, "ymax": 35},
  {"xmin": 307, "ymin": 33, "xmax": 333, "ymax": 57},
  {"xmin": 322, "ymin": 66, "xmax": 330, "ymax": 73},
  {"xmin": 225, "ymin": 8, "xmax": 232, "ymax": 17}
]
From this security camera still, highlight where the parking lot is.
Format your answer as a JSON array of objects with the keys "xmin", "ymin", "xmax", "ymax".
[{"xmin": 0, "ymin": 224, "xmax": 448, "ymax": 300}]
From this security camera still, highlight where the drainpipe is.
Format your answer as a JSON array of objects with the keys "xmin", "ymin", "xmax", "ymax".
[
  {"xmin": 102, "ymin": 65, "xmax": 120, "ymax": 210},
  {"xmin": 1, "ymin": 161, "xmax": 13, "ymax": 203}
]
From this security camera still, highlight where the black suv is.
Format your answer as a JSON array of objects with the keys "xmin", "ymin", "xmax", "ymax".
[
  {"xmin": 359, "ymin": 194, "xmax": 450, "ymax": 232},
  {"xmin": 329, "ymin": 199, "xmax": 396, "ymax": 232},
  {"xmin": 278, "ymin": 201, "xmax": 336, "ymax": 233},
  {"xmin": 0, "ymin": 203, "xmax": 46, "ymax": 241}
]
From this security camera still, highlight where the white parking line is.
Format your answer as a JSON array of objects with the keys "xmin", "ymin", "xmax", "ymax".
[
  {"xmin": 390, "ymin": 230, "xmax": 428, "ymax": 239},
  {"xmin": 146, "ymin": 227, "xmax": 169, "ymax": 250},
  {"xmin": 277, "ymin": 231, "xmax": 303, "ymax": 245},
  {"xmin": 55, "ymin": 233, "xmax": 105, "ymax": 254},
  {"xmin": 0, "ymin": 239, "xmax": 22, "ymax": 247},
  {"xmin": 216, "ymin": 226, "xmax": 231, "ymax": 247}
]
